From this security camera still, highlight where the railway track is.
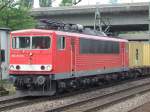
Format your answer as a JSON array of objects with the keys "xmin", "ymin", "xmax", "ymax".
[
  {"xmin": 0, "ymin": 97, "xmax": 39, "ymax": 111},
  {"xmin": 0, "ymin": 96, "xmax": 50, "ymax": 111},
  {"xmin": 0, "ymin": 78, "xmax": 133, "ymax": 111},
  {"xmin": 0, "ymin": 97, "xmax": 31, "ymax": 111},
  {"xmin": 46, "ymin": 77, "xmax": 150, "ymax": 112},
  {"xmin": 1, "ymin": 77, "xmax": 150, "ymax": 112}
]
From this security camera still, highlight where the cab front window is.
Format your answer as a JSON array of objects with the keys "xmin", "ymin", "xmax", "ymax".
[
  {"xmin": 32, "ymin": 36, "xmax": 50, "ymax": 49},
  {"xmin": 12, "ymin": 36, "xmax": 51, "ymax": 49},
  {"xmin": 12, "ymin": 37, "xmax": 30, "ymax": 49}
]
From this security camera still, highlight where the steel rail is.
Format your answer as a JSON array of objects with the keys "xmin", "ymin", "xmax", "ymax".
[
  {"xmin": 0, "ymin": 96, "xmax": 49, "ymax": 111},
  {"xmin": 1, "ymin": 77, "xmax": 150, "ymax": 112},
  {"xmin": 46, "ymin": 78, "xmax": 150, "ymax": 112}
]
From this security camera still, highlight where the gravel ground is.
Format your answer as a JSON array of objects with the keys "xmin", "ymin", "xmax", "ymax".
[
  {"xmin": 3, "ymin": 78, "xmax": 150, "ymax": 112},
  {"xmin": 129, "ymin": 102, "xmax": 150, "ymax": 112},
  {"xmin": 96, "ymin": 91, "xmax": 150, "ymax": 112}
]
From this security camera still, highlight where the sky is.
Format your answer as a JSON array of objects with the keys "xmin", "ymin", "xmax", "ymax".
[{"xmin": 32, "ymin": 0, "xmax": 150, "ymax": 8}]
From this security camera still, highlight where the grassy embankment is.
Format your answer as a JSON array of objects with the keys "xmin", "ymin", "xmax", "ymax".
[{"xmin": 0, "ymin": 80, "xmax": 16, "ymax": 96}]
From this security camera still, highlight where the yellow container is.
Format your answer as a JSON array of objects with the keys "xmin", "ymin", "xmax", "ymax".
[
  {"xmin": 143, "ymin": 43, "xmax": 150, "ymax": 66},
  {"xmin": 129, "ymin": 42, "xmax": 150, "ymax": 67}
]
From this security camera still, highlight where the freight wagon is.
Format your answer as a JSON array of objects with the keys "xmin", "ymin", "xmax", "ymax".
[{"xmin": 129, "ymin": 41, "xmax": 150, "ymax": 75}]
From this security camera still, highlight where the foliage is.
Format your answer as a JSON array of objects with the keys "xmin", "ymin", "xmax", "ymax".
[
  {"xmin": 0, "ymin": 0, "xmax": 14, "ymax": 11},
  {"xmin": 20, "ymin": 0, "xmax": 33, "ymax": 8},
  {"xmin": 60, "ymin": 0, "xmax": 72, "ymax": 6},
  {"xmin": 0, "ymin": 0, "xmax": 36, "ymax": 30},
  {"xmin": 60, "ymin": 0, "xmax": 82, "ymax": 6},
  {"xmin": 0, "ymin": 80, "xmax": 7, "ymax": 84},
  {"xmin": 39, "ymin": 0, "xmax": 52, "ymax": 7}
]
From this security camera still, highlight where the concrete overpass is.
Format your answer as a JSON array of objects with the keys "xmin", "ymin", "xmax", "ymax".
[{"xmin": 31, "ymin": 2, "xmax": 150, "ymax": 34}]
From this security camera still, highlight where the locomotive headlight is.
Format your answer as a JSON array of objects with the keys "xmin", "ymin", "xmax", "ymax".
[
  {"xmin": 46, "ymin": 65, "xmax": 52, "ymax": 70},
  {"xmin": 41, "ymin": 65, "xmax": 45, "ymax": 70},
  {"xmin": 41, "ymin": 65, "xmax": 52, "ymax": 71},
  {"xmin": 46, "ymin": 65, "xmax": 51, "ymax": 70},
  {"xmin": 9, "ymin": 65, "xmax": 15, "ymax": 70},
  {"xmin": 16, "ymin": 65, "xmax": 20, "ymax": 70}
]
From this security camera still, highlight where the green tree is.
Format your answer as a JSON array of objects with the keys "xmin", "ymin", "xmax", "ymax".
[
  {"xmin": 0, "ymin": 0, "xmax": 14, "ymax": 11},
  {"xmin": 39, "ymin": 0, "xmax": 51, "ymax": 7},
  {"xmin": 60, "ymin": 0, "xmax": 82, "ymax": 6},
  {"xmin": 0, "ymin": 0, "xmax": 36, "ymax": 30},
  {"xmin": 60, "ymin": 0, "xmax": 72, "ymax": 6},
  {"xmin": 20, "ymin": 0, "xmax": 33, "ymax": 8}
]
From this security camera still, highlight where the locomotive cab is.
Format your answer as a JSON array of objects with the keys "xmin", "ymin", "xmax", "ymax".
[
  {"xmin": 9, "ymin": 29, "xmax": 55, "ymax": 96},
  {"xmin": 10, "ymin": 36, "xmax": 52, "ymax": 71}
]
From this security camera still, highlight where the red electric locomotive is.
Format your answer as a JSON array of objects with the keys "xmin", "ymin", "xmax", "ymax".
[{"xmin": 9, "ymin": 21, "xmax": 128, "ymax": 96}]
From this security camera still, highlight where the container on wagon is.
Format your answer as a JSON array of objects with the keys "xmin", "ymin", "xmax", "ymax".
[{"xmin": 128, "ymin": 42, "xmax": 150, "ymax": 67}]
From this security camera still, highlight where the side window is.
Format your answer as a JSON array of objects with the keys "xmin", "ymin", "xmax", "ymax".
[
  {"xmin": 57, "ymin": 36, "xmax": 65, "ymax": 49},
  {"xmin": 80, "ymin": 38, "xmax": 119, "ymax": 54},
  {"xmin": 1, "ymin": 50, "xmax": 5, "ymax": 62}
]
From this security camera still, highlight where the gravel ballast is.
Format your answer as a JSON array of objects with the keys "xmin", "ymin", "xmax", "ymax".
[
  {"xmin": 97, "ymin": 91, "xmax": 150, "ymax": 112},
  {"xmin": 3, "ymin": 78, "xmax": 150, "ymax": 112}
]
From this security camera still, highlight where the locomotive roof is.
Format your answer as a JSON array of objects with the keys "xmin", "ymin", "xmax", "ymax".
[{"xmin": 11, "ymin": 29, "xmax": 128, "ymax": 42}]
